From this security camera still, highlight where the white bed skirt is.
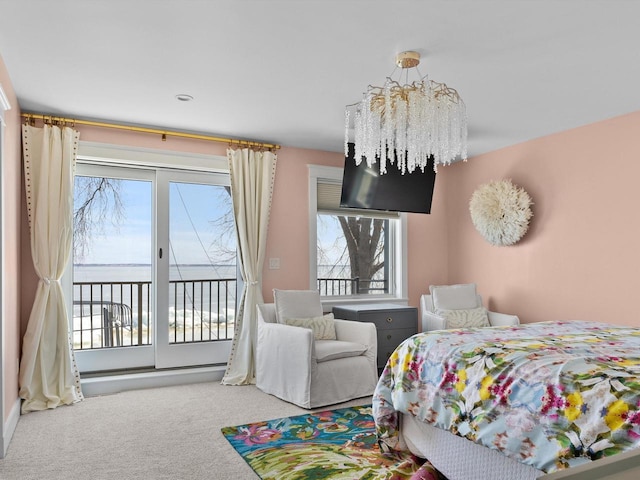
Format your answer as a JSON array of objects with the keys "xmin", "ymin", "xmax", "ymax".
[{"xmin": 401, "ymin": 414, "xmax": 544, "ymax": 480}]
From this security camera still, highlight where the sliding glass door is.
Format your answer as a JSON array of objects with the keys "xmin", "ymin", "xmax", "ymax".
[{"xmin": 70, "ymin": 164, "xmax": 236, "ymax": 373}]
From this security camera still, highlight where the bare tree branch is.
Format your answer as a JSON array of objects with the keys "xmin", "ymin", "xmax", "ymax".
[
  {"xmin": 206, "ymin": 186, "xmax": 237, "ymax": 264},
  {"xmin": 73, "ymin": 176, "xmax": 124, "ymax": 262}
]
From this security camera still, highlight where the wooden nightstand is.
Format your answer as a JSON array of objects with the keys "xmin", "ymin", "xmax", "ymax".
[{"xmin": 332, "ymin": 303, "xmax": 418, "ymax": 373}]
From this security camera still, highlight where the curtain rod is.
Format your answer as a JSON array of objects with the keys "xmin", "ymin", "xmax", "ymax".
[{"xmin": 21, "ymin": 112, "xmax": 281, "ymax": 150}]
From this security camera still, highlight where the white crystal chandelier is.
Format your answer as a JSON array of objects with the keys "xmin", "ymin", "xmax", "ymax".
[{"xmin": 345, "ymin": 51, "xmax": 467, "ymax": 174}]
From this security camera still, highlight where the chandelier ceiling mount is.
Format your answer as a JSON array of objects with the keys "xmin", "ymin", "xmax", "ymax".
[{"xmin": 396, "ymin": 51, "xmax": 421, "ymax": 69}]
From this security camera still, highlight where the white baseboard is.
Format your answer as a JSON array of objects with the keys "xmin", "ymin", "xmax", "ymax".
[
  {"xmin": 1, "ymin": 397, "xmax": 21, "ymax": 459},
  {"xmin": 80, "ymin": 365, "xmax": 226, "ymax": 397}
]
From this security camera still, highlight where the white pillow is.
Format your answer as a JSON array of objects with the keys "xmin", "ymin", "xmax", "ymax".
[
  {"xmin": 435, "ymin": 307, "xmax": 490, "ymax": 329},
  {"xmin": 284, "ymin": 313, "xmax": 337, "ymax": 340},
  {"xmin": 430, "ymin": 283, "xmax": 479, "ymax": 310},
  {"xmin": 273, "ymin": 289, "xmax": 323, "ymax": 324}
]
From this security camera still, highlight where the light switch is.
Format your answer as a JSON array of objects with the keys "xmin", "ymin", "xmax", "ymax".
[{"xmin": 269, "ymin": 258, "xmax": 280, "ymax": 270}]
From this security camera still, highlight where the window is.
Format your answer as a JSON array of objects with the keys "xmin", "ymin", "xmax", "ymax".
[{"xmin": 308, "ymin": 165, "xmax": 407, "ymax": 300}]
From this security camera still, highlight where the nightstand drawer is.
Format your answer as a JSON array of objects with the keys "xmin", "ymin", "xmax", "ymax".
[
  {"xmin": 357, "ymin": 310, "xmax": 416, "ymax": 330},
  {"xmin": 377, "ymin": 327, "xmax": 416, "ymax": 350},
  {"xmin": 377, "ymin": 327, "xmax": 416, "ymax": 368}
]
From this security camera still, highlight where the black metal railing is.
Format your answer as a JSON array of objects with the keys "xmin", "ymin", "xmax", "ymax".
[
  {"xmin": 168, "ymin": 278, "xmax": 236, "ymax": 344},
  {"xmin": 73, "ymin": 281, "xmax": 151, "ymax": 350},
  {"xmin": 317, "ymin": 277, "xmax": 388, "ymax": 296},
  {"xmin": 72, "ymin": 278, "xmax": 237, "ymax": 350}
]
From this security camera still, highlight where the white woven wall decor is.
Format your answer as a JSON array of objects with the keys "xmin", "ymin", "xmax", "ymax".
[{"xmin": 469, "ymin": 179, "xmax": 533, "ymax": 246}]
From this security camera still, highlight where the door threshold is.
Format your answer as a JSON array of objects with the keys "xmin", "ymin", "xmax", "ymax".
[{"xmin": 80, "ymin": 364, "xmax": 226, "ymax": 397}]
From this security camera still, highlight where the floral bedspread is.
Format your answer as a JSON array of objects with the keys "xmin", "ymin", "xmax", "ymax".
[{"xmin": 373, "ymin": 321, "xmax": 640, "ymax": 473}]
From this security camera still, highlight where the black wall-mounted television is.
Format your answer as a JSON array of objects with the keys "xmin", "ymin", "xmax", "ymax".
[{"xmin": 340, "ymin": 143, "xmax": 437, "ymax": 214}]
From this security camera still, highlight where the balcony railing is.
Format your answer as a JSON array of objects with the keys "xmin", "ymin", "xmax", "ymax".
[
  {"xmin": 73, "ymin": 281, "xmax": 151, "ymax": 350},
  {"xmin": 168, "ymin": 278, "xmax": 236, "ymax": 344},
  {"xmin": 72, "ymin": 278, "xmax": 237, "ymax": 350},
  {"xmin": 317, "ymin": 277, "xmax": 388, "ymax": 296}
]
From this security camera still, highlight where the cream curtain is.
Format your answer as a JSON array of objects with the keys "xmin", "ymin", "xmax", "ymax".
[
  {"xmin": 222, "ymin": 148, "xmax": 277, "ymax": 385},
  {"xmin": 19, "ymin": 124, "xmax": 83, "ymax": 413}
]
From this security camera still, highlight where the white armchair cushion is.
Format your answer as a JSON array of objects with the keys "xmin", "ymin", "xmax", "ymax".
[
  {"xmin": 430, "ymin": 283, "xmax": 480, "ymax": 310},
  {"xmin": 314, "ymin": 340, "xmax": 367, "ymax": 363},
  {"xmin": 283, "ymin": 313, "xmax": 337, "ymax": 340},
  {"xmin": 435, "ymin": 306, "xmax": 490, "ymax": 329},
  {"xmin": 273, "ymin": 289, "xmax": 323, "ymax": 324}
]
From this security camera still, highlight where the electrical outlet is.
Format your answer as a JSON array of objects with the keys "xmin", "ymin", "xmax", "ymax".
[{"xmin": 269, "ymin": 258, "xmax": 280, "ymax": 270}]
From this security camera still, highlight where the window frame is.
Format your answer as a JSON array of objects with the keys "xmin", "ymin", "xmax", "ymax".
[{"xmin": 308, "ymin": 164, "xmax": 408, "ymax": 308}]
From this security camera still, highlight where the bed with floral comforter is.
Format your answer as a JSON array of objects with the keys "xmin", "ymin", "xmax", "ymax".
[{"xmin": 373, "ymin": 320, "xmax": 640, "ymax": 474}]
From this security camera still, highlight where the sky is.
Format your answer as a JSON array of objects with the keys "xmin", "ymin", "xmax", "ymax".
[{"xmin": 74, "ymin": 177, "xmax": 235, "ymax": 266}]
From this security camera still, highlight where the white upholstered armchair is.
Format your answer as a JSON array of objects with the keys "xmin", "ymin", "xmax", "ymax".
[
  {"xmin": 420, "ymin": 283, "xmax": 520, "ymax": 332},
  {"xmin": 255, "ymin": 290, "xmax": 378, "ymax": 409}
]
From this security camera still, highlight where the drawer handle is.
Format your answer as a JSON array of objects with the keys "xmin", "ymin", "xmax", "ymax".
[
  {"xmin": 386, "ymin": 317, "xmax": 393, "ymax": 323},
  {"xmin": 387, "ymin": 334, "xmax": 392, "ymax": 340}
]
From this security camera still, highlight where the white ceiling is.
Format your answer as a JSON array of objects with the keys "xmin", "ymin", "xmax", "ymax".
[{"xmin": 1, "ymin": 1, "xmax": 639, "ymax": 158}]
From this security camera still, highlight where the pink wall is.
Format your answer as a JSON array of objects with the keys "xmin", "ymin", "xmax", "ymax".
[
  {"xmin": 0, "ymin": 54, "xmax": 22, "ymax": 422},
  {"xmin": 442, "ymin": 111, "xmax": 640, "ymax": 326},
  {"xmin": 406, "ymin": 181, "xmax": 450, "ymax": 307}
]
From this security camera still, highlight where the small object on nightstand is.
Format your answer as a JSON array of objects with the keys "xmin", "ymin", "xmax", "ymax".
[{"xmin": 332, "ymin": 303, "xmax": 418, "ymax": 373}]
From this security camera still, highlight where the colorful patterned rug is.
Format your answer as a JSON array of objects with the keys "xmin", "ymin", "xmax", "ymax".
[{"xmin": 221, "ymin": 404, "xmax": 447, "ymax": 480}]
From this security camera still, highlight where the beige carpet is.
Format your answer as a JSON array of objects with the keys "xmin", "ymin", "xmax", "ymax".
[{"xmin": 0, "ymin": 382, "xmax": 369, "ymax": 480}]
